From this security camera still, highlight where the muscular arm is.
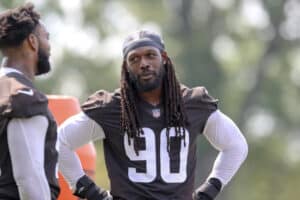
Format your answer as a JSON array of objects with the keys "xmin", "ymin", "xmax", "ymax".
[
  {"xmin": 203, "ymin": 110, "xmax": 248, "ymax": 186},
  {"xmin": 58, "ymin": 112, "xmax": 105, "ymax": 190},
  {"xmin": 7, "ymin": 116, "xmax": 51, "ymax": 200}
]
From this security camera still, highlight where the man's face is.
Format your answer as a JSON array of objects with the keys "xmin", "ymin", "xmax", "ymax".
[
  {"xmin": 34, "ymin": 24, "xmax": 51, "ymax": 75},
  {"xmin": 126, "ymin": 46, "xmax": 165, "ymax": 92}
]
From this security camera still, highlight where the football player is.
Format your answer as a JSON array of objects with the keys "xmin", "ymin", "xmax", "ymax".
[
  {"xmin": 58, "ymin": 30, "xmax": 248, "ymax": 200},
  {"xmin": 0, "ymin": 3, "xmax": 60, "ymax": 200}
]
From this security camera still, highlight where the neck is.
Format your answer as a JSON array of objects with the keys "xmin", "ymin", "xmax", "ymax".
[
  {"xmin": 1, "ymin": 55, "xmax": 35, "ymax": 81},
  {"xmin": 138, "ymin": 86, "xmax": 162, "ymax": 106}
]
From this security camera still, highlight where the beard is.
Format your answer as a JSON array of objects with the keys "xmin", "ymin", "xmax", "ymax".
[
  {"xmin": 35, "ymin": 47, "xmax": 51, "ymax": 75},
  {"xmin": 129, "ymin": 63, "xmax": 165, "ymax": 92}
]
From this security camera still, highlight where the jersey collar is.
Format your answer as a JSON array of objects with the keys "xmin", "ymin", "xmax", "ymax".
[{"xmin": 0, "ymin": 67, "xmax": 23, "ymax": 76}]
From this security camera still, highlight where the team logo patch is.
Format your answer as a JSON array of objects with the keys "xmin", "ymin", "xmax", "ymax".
[
  {"xmin": 152, "ymin": 108, "xmax": 161, "ymax": 118},
  {"xmin": 17, "ymin": 88, "xmax": 34, "ymax": 96}
]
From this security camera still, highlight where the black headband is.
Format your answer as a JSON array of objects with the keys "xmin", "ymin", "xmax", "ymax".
[{"xmin": 122, "ymin": 30, "xmax": 165, "ymax": 58}]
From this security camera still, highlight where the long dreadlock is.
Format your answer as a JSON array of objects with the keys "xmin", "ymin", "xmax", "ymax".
[{"xmin": 120, "ymin": 55, "xmax": 187, "ymax": 154}]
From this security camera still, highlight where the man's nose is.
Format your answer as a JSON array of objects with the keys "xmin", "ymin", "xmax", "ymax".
[{"xmin": 140, "ymin": 57, "xmax": 150, "ymax": 70}]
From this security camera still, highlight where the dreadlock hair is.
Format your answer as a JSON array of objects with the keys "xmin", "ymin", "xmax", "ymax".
[
  {"xmin": 120, "ymin": 55, "xmax": 188, "ymax": 154},
  {"xmin": 0, "ymin": 3, "xmax": 40, "ymax": 49}
]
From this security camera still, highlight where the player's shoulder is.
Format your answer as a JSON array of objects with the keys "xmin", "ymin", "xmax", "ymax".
[
  {"xmin": 181, "ymin": 85, "xmax": 216, "ymax": 101},
  {"xmin": 181, "ymin": 86, "xmax": 218, "ymax": 111},
  {"xmin": 0, "ymin": 75, "xmax": 48, "ymax": 117},
  {"xmin": 81, "ymin": 89, "xmax": 121, "ymax": 111}
]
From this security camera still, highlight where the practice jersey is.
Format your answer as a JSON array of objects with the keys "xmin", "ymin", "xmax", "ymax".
[
  {"xmin": 0, "ymin": 72, "xmax": 60, "ymax": 199},
  {"xmin": 82, "ymin": 86, "xmax": 218, "ymax": 200}
]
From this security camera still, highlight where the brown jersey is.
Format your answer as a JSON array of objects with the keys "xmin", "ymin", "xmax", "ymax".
[
  {"xmin": 82, "ymin": 86, "xmax": 218, "ymax": 200},
  {"xmin": 0, "ymin": 72, "xmax": 60, "ymax": 199}
]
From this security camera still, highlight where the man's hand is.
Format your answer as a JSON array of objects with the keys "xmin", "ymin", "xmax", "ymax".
[
  {"xmin": 192, "ymin": 192, "xmax": 213, "ymax": 200},
  {"xmin": 192, "ymin": 178, "xmax": 222, "ymax": 200},
  {"xmin": 73, "ymin": 175, "xmax": 112, "ymax": 200}
]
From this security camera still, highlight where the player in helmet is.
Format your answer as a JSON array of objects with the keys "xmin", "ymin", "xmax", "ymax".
[
  {"xmin": 0, "ymin": 3, "xmax": 60, "ymax": 200},
  {"xmin": 58, "ymin": 30, "xmax": 248, "ymax": 200}
]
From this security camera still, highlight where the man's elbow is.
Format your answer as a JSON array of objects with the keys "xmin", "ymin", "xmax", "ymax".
[
  {"xmin": 238, "ymin": 136, "xmax": 248, "ymax": 163},
  {"xmin": 58, "ymin": 127, "xmax": 72, "ymax": 150}
]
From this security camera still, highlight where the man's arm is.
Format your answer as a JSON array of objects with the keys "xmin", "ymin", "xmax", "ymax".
[
  {"xmin": 58, "ymin": 112, "xmax": 111, "ymax": 200},
  {"xmin": 193, "ymin": 110, "xmax": 248, "ymax": 200},
  {"xmin": 7, "ymin": 115, "xmax": 51, "ymax": 200}
]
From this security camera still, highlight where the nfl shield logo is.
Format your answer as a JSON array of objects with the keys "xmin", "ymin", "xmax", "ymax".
[{"xmin": 152, "ymin": 108, "xmax": 161, "ymax": 118}]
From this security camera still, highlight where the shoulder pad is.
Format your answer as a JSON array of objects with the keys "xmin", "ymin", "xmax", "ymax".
[
  {"xmin": 183, "ymin": 86, "xmax": 218, "ymax": 110},
  {"xmin": 81, "ymin": 89, "xmax": 120, "ymax": 111},
  {"xmin": 81, "ymin": 90, "xmax": 121, "ymax": 126},
  {"xmin": 0, "ymin": 76, "xmax": 47, "ymax": 118}
]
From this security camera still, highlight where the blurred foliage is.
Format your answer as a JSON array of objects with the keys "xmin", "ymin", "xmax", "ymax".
[{"xmin": 1, "ymin": 0, "xmax": 300, "ymax": 199}]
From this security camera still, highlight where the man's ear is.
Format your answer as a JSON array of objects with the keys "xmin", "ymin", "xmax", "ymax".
[
  {"xmin": 161, "ymin": 51, "xmax": 168, "ymax": 64},
  {"xmin": 27, "ymin": 33, "xmax": 39, "ymax": 52},
  {"xmin": 123, "ymin": 60, "xmax": 130, "ymax": 73}
]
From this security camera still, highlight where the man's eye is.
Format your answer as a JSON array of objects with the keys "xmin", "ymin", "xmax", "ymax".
[
  {"xmin": 129, "ymin": 57, "xmax": 136, "ymax": 62},
  {"xmin": 130, "ymin": 57, "xmax": 138, "ymax": 63},
  {"xmin": 148, "ymin": 53, "xmax": 156, "ymax": 57}
]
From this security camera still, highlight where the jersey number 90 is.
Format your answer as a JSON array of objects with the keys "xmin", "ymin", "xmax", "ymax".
[{"xmin": 124, "ymin": 127, "xmax": 190, "ymax": 183}]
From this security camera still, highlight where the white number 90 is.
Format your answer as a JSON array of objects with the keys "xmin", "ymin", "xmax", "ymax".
[{"xmin": 124, "ymin": 127, "xmax": 189, "ymax": 183}]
